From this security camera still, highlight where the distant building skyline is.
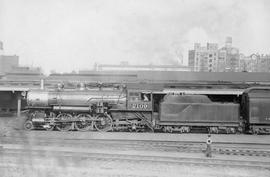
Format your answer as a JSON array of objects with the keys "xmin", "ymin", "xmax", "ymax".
[
  {"xmin": 1, "ymin": 37, "xmax": 270, "ymax": 74},
  {"xmin": 188, "ymin": 36, "xmax": 270, "ymax": 73},
  {"xmin": 188, "ymin": 37, "xmax": 259, "ymax": 72}
]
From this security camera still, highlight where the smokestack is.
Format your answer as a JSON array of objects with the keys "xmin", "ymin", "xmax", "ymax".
[{"xmin": 0, "ymin": 41, "xmax": 3, "ymax": 50}]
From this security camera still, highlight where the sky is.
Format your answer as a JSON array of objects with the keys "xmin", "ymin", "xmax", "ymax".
[{"xmin": 0, "ymin": 0, "xmax": 270, "ymax": 73}]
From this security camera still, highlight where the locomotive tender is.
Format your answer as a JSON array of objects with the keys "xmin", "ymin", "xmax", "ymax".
[{"xmin": 24, "ymin": 86, "xmax": 270, "ymax": 134}]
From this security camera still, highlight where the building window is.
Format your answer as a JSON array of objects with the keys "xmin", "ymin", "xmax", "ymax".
[{"xmin": 209, "ymin": 54, "xmax": 213, "ymax": 57}]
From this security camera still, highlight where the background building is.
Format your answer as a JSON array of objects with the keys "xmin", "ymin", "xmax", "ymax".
[
  {"xmin": 239, "ymin": 54, "xmax": 270, "ymax": 73},
  {"xmin": 0, "ymin": 55, "xmax": 19, "ymax": 74},
  {"xmin": 218, "ymin": 37, "xmax": 240, "ymax": 72},
  {"xmin": 239, "ymin": 54, "xmax": 257, "ymax": 72},
  {"xmin": 0, "ymin": 41, "xmax": 19, "ymax": 74},
  {"xmin": 257, "ymin": 55, "xmax": 270, "ymax": 72},
  {"xmin": 188, "ymin": 43, "xmax": 218, "ymax": 72}
]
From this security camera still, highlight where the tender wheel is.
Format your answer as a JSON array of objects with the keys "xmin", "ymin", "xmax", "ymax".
[
  {"xmin": 237, "ymin": 127, "xmax": 243, "ymax": 134},
  {"xmin": 24, "ymin": 120, "xmax": 34, "ymax": 130},
  {"xmin": 75, "ymin": 114, "xmax": 93, "ymax": 131},
  {"xmin": 163, "ymin": 126, "xmax": 173, "ymax": 133},
  {"xmin": 252, "ymin": 128, "xmax": 259, "ymax": 135},
  {"xmin": 55, "ymin": 113, "xmax": 73, "ymax": 131},
  {"xmin": 209, "ymin": 127, "xmax": 219, "ymax": 134},
  {"xmin": 94, "ymin": 114, "xmax": 112, "ymax": 132}
]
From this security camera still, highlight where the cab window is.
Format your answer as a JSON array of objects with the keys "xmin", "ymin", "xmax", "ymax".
[
  {"xmin": 141, "ymin": 93, "xmax": 151, "ymax": 102},
  {"xmin": 129, "ymin": 92, "xmax": 140, "ymax": 102},
  {"xmin": 129, "ymin": 92, "xmax": 151, "ymax": 102}
]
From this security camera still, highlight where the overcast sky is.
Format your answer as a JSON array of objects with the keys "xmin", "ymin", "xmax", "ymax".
[{"xmin": 0, "ymin": 0, "xmax": 270, "ymax": 73}]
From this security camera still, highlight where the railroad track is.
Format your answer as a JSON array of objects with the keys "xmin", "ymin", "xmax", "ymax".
[
  {"xmin": 1, "ymin": 136, "xmax": 270, "ymax": 158},
  {"xmin": 1, "ymin": 147, "xmax": 270, "ymax": 170}
]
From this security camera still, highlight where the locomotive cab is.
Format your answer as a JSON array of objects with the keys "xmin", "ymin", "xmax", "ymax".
[{"xmin": 127, "ymin": 90, "xmax": 153, "ymax": 111}]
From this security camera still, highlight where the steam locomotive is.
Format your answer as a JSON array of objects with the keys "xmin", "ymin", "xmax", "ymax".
[{"xmin": 24, "ymin": 86, "xmax": 270, "ymax": 134}]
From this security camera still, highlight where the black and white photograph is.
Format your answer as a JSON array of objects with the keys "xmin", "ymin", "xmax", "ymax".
[{"xmin": 0, "ymin": 0, "xmax": 270, "ymax": 176}]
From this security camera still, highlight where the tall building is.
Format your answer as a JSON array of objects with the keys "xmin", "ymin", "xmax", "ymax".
[
  {"xmin": 256, "ymin": 54, "xmax": 270, "ymax": 72},
  {"xmin": 217, "ymin": 50, "xmax": 226, "ymax": 72},
  {"xmin": 188, "ymin": 43, "xmax": 218, "ymax": 72},
  {"xmin": 218, "ymin": 37, "xmax": 240, "ymax": 72}
]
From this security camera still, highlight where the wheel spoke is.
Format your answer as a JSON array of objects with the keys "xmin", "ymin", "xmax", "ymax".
[
  {"xmin": 94, "ymin": 114, "xmax": 112, "ymax": 132},
  {"xmin": 75, "ymin": 114, "xmax": 93, "ymax": 131},
  {"xmin": 55, "ymin": 113, "xmax": 73, "ymax": 131}
]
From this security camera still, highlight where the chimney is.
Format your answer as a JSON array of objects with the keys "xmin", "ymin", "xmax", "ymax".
[
  {"xmin": 0, "ymin": 41, "xmax": 3, "ymax": 55},
  {"xmin": 225, "ymin": 37, "xmax": 232, "ymax": 48},
  {"xmin": 0, "ymin": 41, "xmax": 3, "ymax": 50}
]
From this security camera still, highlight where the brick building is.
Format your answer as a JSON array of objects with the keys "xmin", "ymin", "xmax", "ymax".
[
  {"xmin": 188, "ymin": 43, "xmax": 218, "ymax": 72},
  {"xmin": 0, "ymin": 41, "xmax": 19, "ymax": 74},
  {"xmin": 218, "ymin": 37, "xmax": 240, "ymax": 72},
  {"xmin": 188, "ymin": 37, "xmax": 240, "ymax": 72},
  {"xmin": 0, "ymin": 55, "xmax": 19, "ymax": 74}
]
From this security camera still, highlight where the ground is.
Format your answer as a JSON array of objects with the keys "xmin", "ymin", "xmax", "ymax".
[{"xmin": 0, "ymin": 116, "xmax": 270, "ymax": 177}]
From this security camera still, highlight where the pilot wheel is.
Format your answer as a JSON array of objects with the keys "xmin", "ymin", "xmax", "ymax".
[{"xmin": 24, "ymin": 120, "xmax": 34, "ymax": 130}]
